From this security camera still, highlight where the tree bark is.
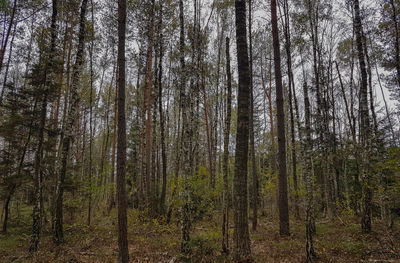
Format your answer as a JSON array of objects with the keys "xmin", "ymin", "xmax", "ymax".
[
  {"xmin": 303, "ymin": 80, "xmax": 315, "ymax": 262},
  {"xmin": 30, "ymin": 0, "xmax": 58, "ymax": 252},
  {"xmin": 271, "ymin": 0, "xmax": 290, "ymax": 237},
  {"xmin": 233, "ymin": 1, "xmax": 251, "ymax": 261},
  {"xmin": 158, "ymin": 1, "xmax": 167, "ymax": 214},
  {"xmin": 178, "ymin": 0, "xmax": 192, "ymax": 255},
  {"xmin": 222, "ymin": 36, "xmax": 232, "ymax": 254},
  {"xmin": 30, "ymin": 95, "xmax": 47, "ymax": 253},
  {"xmin": 116, "ymin": 0, "xmax": 129, "ymax": 261},
  {"xmin": 0, "ymin": 20, "xmax": 17, "ymax": 106},
  {"xmin": 108, "ymin": 70, "xmax": 118, "ymax": 214},
  {"xmin": 353, "ymin": 0, "xmax": 372, "ymax": 234},
  {"xmin": 87, "ymin": 0, "xmax": 95, "ymax": 225},
  {"xmin": 390, "ymin": 0, "xmax": 400, "ymax": 88},
  {"xmin": 144, "ymin": 0, "xmax": 155, "ymax": 211},
  {"xmin": 282, "ymin": 0, "xmax": 299, "ymax": 219},
  {"xmin": 54, "ymin": 0, "xmax": 88, "ymax": 245},
  {"xmin": 248, "ymin": 0, "xmax": 258, "ymax": 231}
]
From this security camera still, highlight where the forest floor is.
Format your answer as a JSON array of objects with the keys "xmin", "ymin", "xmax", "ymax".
[{"xmin": 1, "ymin": 206, "xmax": 400, "ymax": 263}]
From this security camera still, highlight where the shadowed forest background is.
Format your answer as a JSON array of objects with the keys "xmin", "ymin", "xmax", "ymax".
[{"xmin": 0, "ymin": 0, "xmax": 400, "ymax": 262}]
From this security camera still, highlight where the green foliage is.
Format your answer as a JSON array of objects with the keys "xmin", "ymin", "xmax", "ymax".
[
  {"xmin": 171, "ymin": 166, "xmax": 217, "ymax": 223},
  {"xmin": 188, "ymin": 233, "xmax": 218, "ymax": 261},
  {"xmin": 262, "ymin": 169, "xmax": 277, "ymax": 197}
]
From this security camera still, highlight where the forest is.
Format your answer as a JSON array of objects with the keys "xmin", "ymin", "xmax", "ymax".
[{"xmin": 0, "ymin": 0, "xmax": 399, "ymax": 262}]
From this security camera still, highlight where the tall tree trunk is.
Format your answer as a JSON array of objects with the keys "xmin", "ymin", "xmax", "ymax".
[
  {"xmin": 282, "ymin": 0, "xmax": 299, "ymax": 219},
  {"xmin": 30, "ymin": 95, "xmax": 47, "ymax": 253},
  {"xmin": 336, "ymin": 61, "xmax": 356, "ymax": 142},
  {"xmin": 30, "ymin": 0, "xmax": 58, "ymax": 251},
  {"xmin": 267, "ymin": 56, "xmax": 276, "ymax": 175},
  {"xmin": 233, "ymin": 1, "xmax": 251, "ymax": 261},
  {"xmin": 158, "ymin": 1, "xmax": 167, "ymax": 214},
  {"xmin": 202, "ymin": 67, "xmax": 214, "ymax": 189},
  {"xmin": 108, "ymin": 72, "xmax": 118, "ymax": 214},
  {"xmin": 0, "ymin": 20, "xmax": 17, "ymax": 106},
  {"xmin": 248, "ymin": 0, "xmax": 258, "ymax": 231},
  {"xmin": 307, "ymin": 0, "xmax": 328, "ymax": 216},
  {"xmin": 375, "ymin": 64, "xmax": 397, "ymax": 144},
  {"xmin": 178, "ymin": 0, "xmax": 191, "ymax": 255},
  {"xmin": 362, "ymin": 31, "xmax": 378, "ymax": 134},
  {"xmin": 116, "ymin": 0, "xmax": 129, "ymax": 261},
  {"xmin": 144, "ymin": 0, "xmax": 155, "ymax": 211},
  {"xmin": 271, "ymin": 0, "xmax": 290, "ymax": 236},
  {"xmin": 353, "ymin": 0, "xmax": 372, "ymax": 234},
  {"xmin": 222, "ymin": 36, "xmax": 232, "ymax": 254},
  {"xmin": 87, "ymin": 0, "xmax": 94, "ymax": 225},
  {"xmin": 303, "ymin": 80, "xmax": 315, "ymax": 262},
  {"xmin": 390, "ymin": 0, "xmax": 400, "ymax": 88},
  {"xmin": 54, "ymin": 0, "xmax": 88, "ymax": 245}
]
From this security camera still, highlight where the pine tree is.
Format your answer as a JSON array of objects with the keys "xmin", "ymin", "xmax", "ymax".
[{"xmin": 233, "ymin": 0, "xmax": 251, "ymax": 261}]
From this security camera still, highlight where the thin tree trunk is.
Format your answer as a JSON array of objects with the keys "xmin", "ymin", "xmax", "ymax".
[
  {"xmin": 303, "ymin": 80, "xmax": 315, "ymax": 262},
  {"xmin": 144, "ymin": 0, "xmax": 155, "ymax": 211},
  {"xmin": 335, "ymin": 61, "xmax": 356, "ymax": 142},
  {"xmin": 54, "ymin": 0, "xmax": 88, "ymax": 245},
  {"xmin": 3, "ymin": 98, "xmax": 38, "ymax": 232},
  {"xmin": 222, "ymin": 36, "xmax": 232, "ymax": 254},
  {"xmin": 30, "ymin": 94, "xmax": 47, "ymax": 253},
  {"xmin": 201, "ymin": 67, "xmax": 214, "ymax": 189},
  {"xmin": 354, "ymin": 0, "xmax": 372, "ymax": 234},
  {"xmin": 87, "ymin": 0, "xmax": 95, "ymax": 225},
  {"xmin": 108, "ymin": 70, "xmax": 118, "ymax": 214},
  {"xmin": 375, "ymin": 64, "xmax": 397, "ymax": 144},
  {"xmin": 248, "ymin": 0, "xmax": 258, "ymax": 231},
  {"xmin": 0, "ymin": 0, "xmax": 17, "ymax": 73},
  {"xmin": 0, "ymin": 20, "xmax": 17, "ymax": 106},
  {"xmin": 30, "ymin": 0, "xmax": 58, "ymax": 251},
  {"xmin": 390, "ymin": 0, "xmax": 400, "ymax": 88},
  {"xmin": 307, "ymin": 0, "xmax": 328, "ymax": 216},
  {"xmin": 362, "ymin": 31, "xmax": 378, "ymax": 134},
  {"xmin": 282, "ymin": 0, "xmax": 299, "ymax": 219},
  {"xmin": 267, "ymin": 56, "xmax": 276, "ymax": 174},
  {"xmin": 2, "ymin": 185, "xmax": 15, "ymax": 233},
  {"xmin": 179, "ymin": 0, "xmax": 192, "ymax": 255},
  {"xmin": 158, "ymin": 1, "xmax": 167, "ymax": 214}
]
